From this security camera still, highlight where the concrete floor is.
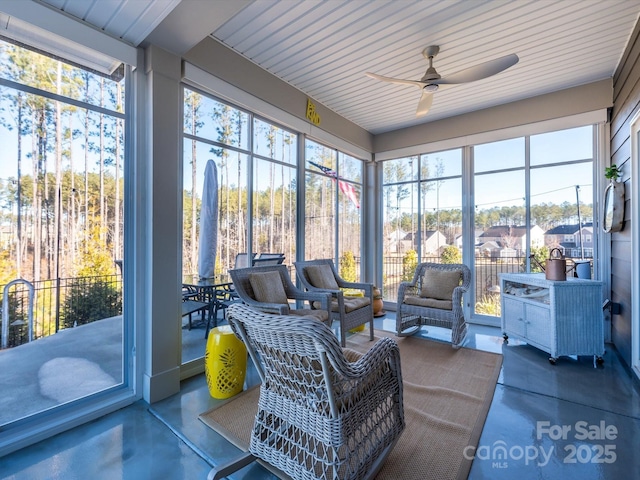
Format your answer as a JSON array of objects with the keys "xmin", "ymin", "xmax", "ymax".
[{"xmin": 2, "ymin": 314, "xmax": 640, "ymax": 479}]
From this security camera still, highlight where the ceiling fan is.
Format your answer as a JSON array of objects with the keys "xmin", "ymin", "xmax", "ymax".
[{"xmin": 366, "ymin": 46, "xmax": 519, "ymax": 117}]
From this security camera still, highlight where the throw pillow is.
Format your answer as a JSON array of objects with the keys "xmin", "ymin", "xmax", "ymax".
[
  {"xmin": 249, "ymin": 271, "xmax": 288, "ymax": 305},
  {"xmin": 420, "ymin": 269, "xmax": 462, "ymax": 300},
  {"xmin": 306, "ymin": 264, "xmax": 339, "ymax": 290}
]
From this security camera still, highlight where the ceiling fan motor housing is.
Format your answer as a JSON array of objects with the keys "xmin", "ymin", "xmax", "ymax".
[{"xmin": 366, "ymin": 44, "xmax": 518, "ymax": 117}]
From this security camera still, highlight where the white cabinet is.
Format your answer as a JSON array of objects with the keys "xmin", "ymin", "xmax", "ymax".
[{"xmin": 499, "ymin": 273, "xmax": 605, "ymax": 364}]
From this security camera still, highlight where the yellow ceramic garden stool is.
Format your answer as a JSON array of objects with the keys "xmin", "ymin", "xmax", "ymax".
[
  {"xmin": 204, "ymin": 325, "xmax": 247, "ymax": 399},
  {"xmin": 344, "ymin": 289, "xmax": 366, "ymax": 332}
]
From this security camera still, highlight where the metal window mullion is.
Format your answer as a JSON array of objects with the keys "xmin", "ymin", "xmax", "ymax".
[
  {"xmin": 525, "ymin": 136, "xmax": 531, "ymax": 271},
  {"xmin": 416, "ymin": 157, "xmax": 422, "ymax": 260},
  {"xmin": 334, "ymin": 148, "xmax": 340, "ymax": 267},
  {"xmin": 182, "ymin": 132, "xmax": 251, "ymax": 158},
  {"xmin": 0, "ymin": 77, "xmax": 125, "ymax": 119},
  {"xmin": 297, "ymin": 135, "xmax": 306, "ymax": 265},
  {"xmin": 247, "ymin": 115, "xmax": 254, "ymax": 257},
  {"xmin": 462, "ymin": 145, "xmax": 474, "ymax": 318}
]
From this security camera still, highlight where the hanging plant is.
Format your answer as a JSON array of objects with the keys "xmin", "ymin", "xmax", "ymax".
[{"xmin": 604, "ymin": 164, "xmax": 622, "ymax": 181}]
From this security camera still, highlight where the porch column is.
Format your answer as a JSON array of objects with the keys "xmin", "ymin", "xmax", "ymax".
[{"xmin": 143, "ymin": 45, "xmax": 182, "ymax": 403}]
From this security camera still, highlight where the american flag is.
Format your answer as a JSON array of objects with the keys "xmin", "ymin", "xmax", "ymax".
[{"xmin": 309, "ymin": 161, "xmax": 360, "ymax": 208}]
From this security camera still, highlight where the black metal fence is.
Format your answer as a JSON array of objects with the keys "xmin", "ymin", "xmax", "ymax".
[
  {"xmin": 381, "ymin": 255, "xmax": 525, "ymax": 307},
  {"xmin": 0, "ymin": 274, "xmax": 123, "ymax": 349},
  {"xmin": 0, "ymin": 256, "xmax": 531, "ymax": 349}
]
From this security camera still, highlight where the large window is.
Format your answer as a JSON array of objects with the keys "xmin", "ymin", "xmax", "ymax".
[
  {"xmin": 382, "ymin": 150, "xmax": 463, "ymax": 302},
  {"xmin": 305, "ymin": 140, "xmax": 363, "ymax": 280},
  {"xmin": 381, "ymin": 125, "xmax": 596, "ymax": 326},
  {"xmin": 183, "ymin": 89, "xmax": 298, "ymax": 274},
  {"xmin": 252, "ymin": 119, "xmax": 297, "ymax": 260},
  {"xmin": 0, "ymin": 39, "xmax": 127, "ymax": 428},
  {"xmin": 182, "ymin": 89, "xmax": 298, "ymax": 363},
  {"xmin": 473, "ymin": 126, "xmax": 594, "ymax": 322}
]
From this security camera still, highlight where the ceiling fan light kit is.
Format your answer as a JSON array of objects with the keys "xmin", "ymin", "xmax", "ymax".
[{"xmin": 366, "ymin": 45, "xmax": 519, "ymax": 117}]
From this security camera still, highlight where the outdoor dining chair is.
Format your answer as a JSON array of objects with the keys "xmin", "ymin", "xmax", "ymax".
[{"xmin": 251, "ymin": 253, "xmax": 285, "ymax": 266}]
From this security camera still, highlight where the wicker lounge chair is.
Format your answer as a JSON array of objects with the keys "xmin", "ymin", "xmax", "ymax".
[
  {"xmin": 207, "ymin": 303, "xmax": 405, "ymax": 480},
  {"xmin": 295, "ymin": 259, "xmax": 374, "ymax": 347},
  {"xmin": 228, "ymin": 264, "xmax": 332, "ymax": 324},
  {"xmin": 396, "ymin": 262, "xmax": 471, "ymax": 348}
]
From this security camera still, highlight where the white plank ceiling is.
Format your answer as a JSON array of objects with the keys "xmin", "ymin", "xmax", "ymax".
[{"xmin": 35, "ymin": 0, "xmax": 640, "ymax": 135}]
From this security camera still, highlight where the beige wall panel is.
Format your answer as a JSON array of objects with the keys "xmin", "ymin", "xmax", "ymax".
[
  {"xmin": 373, "ymin": 80, "xmax": 613, "ymax": 153},
  {"xmin": 184, "ymin": 37, "xmax": 373, "ymax": 153}
]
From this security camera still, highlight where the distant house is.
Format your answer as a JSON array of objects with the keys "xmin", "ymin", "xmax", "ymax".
[
  {"xmin": 544, "ymin": 223, "xmax": 594, "ymax": 258},
  {"xmin": 386, "ymin": 228, "xmax": 408, "ymax": 253},
  {"xmin": 476, "ymin": 240, "xmax": 501, "ymax": 257},
  {"xmin": 455, "ymin": 229, "xmax": 485, "ymax": 249},
  {"xmin": 477, "ymin": 225, "xmax": 544, "ymax": 254},
  {"xmin": 387, "ymin": 229, "xmax": 448, "ymax": 255},
  {"xmin": 404, "ymin": 230, "xmax": 448, "ymax": 255}
]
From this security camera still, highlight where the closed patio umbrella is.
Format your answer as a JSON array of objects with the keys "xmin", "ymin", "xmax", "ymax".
[{"xmin": 198, "ymin": 159, "xmax": 218, "ymax": 279}]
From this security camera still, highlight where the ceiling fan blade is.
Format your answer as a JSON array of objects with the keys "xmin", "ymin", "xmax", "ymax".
[
  {"xmin": 416, "ymin": 91, "xmax": 433, "ymax": 117},
  {"xmin": 435, "ymin": 53, "xmax": 519, "ymax": 85},
  {"xmin": 365, "ymin": 72, "xmax": 424, "ymax": 89}
]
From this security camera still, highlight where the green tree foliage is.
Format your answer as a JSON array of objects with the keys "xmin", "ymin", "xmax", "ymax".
[
  {"xmin": 61, "ymin": 225, "xmax": 122, "ymax": 328},
  {"xmin": 528, "ymin": 245, "xmax": 550, "ymax": 273},
  {"xmin": 402, "ymin": 249, "xmax": 418, "ymax": 282},
  {"xmin": 76, "ymin": 226, "xmax": 118, "ymax": 277},
  {"xmin": 0, "ymin": 249, "xmax": 16, "ymax": 286},
  {"xmin": 339, "ymin": 251, "xmax": 356, "ymax": 282},
  {"xmin": 475, "ymin": 294, "xmax": 501, "ymax": 316},
  {"xmin": 441, "ymin": 245, "xmax": 462, "ymax": 264},
  {"xmin": 61, "ymin": 280, "xmax": 122, "ymax": 328},
  {"xmin": 0, "ymin": 252, "xmax": 27, "ymax": 346}
]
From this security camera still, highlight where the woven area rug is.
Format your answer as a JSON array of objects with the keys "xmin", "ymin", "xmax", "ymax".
[{"xmin": 199, "ymin": 330, "xmax": 502, "ymax": 480}]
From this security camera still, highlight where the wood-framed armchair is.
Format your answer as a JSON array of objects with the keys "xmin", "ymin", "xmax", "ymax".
[
  {"xmin": 294, "ymin": 259, "xmax": 374, "ymax": 347},
  {"xmin": 396, "ymin": 262, "xmax": 471, "ymax": 348},
  {"xmin": 228, "ymin": 264, "xmax": 332, "ymax": 325},
  {"xmin": 207, "ymin": 303, "xmax": 404, "ymax": 480}
]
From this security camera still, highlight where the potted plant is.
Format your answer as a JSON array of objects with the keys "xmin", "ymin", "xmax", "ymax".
[
  {"xmin": 603, "ymin": 164, "xmax": 625, "ymax": 233},
  {"xmin": 605, "ymin": 164, "xmax": 622, "ymax": 182},
  {"xmin": 372, "ymin": 286, "xmax": 384, "ymax": 316}
]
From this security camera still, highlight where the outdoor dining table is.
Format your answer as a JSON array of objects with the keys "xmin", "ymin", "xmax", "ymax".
[{"xmin": 182, "ymin": 274, "xmax": 234, "ymax": 337}]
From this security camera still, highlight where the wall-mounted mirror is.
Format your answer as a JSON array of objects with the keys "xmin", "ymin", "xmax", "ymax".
[{"xmin": 603, "ymin": 181, "xmax": 625, "ymax": 233}]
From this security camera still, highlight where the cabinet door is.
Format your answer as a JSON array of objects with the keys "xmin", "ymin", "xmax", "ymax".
[
  {"xmin": 503, "ymin": 297, "xmax": 526, "ymax": 337},
  {"xmin": 524, "ymin": 303, "xmax": 551, "ymax": 349}
]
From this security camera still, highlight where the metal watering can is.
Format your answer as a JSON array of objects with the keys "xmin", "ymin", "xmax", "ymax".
[{"xmin": 530, "ymin": 248, "xmax": 575, "ymax": 281}]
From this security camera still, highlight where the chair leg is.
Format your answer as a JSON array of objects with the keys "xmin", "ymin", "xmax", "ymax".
[{"xmin": 205, "ymin": 302, "xmax": 218, "ymax": 339}]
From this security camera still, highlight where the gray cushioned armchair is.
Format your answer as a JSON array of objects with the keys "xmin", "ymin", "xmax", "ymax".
[
  {"xmin": 228, "ymin": 264, "xmax": 332, "ymax": 325},
  {"xmin": 396, "ymin": 262, "xmax": 471, "ymax": 348},
  {"xmin": 295, "ymin": 259, "xmax": 374, "ymax": 347}
]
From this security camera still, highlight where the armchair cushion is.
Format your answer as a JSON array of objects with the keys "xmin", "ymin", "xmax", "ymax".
[
  {"xmin": 313, "ymin": 296, "xmax": 371, "ymax": 313},
  {"xmin": 289, "ymin": 309, "xmax": 329, "ymax": 322},
  {"xmin": 420, "ymin": 269, "xmax": 462, "ymax": 300},
  {"xmin": 249, "ymin": 271, "xmax": 288, "ymax": 305},
  {"xmin": 306, "ymin": 264, "xmax": 339, "ymax": 290},
  {"xmin": 404, "ymin": 295, "xmax": 453, "ymax": 310}
]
